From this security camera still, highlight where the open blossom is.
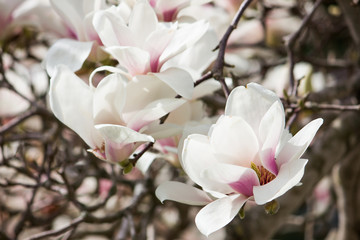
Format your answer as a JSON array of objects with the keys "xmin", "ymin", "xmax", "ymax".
[
  {"xmin": 92, "ymin": 0, "xmax": 211, "ymax": 83},
  {"xmin": 148, "ymin": 0, "xmax": 211, "ymax": 22},
  {"xmin": 49, "ymin": 65, "xmax": 189, "ymax": 165},
  {"xmin": 156, "ymin": 83, "xmax": 323, "ymax": 236},
  {"xmin": 45, "ymin": 0, "xmax": 111, "ymax": 76}
]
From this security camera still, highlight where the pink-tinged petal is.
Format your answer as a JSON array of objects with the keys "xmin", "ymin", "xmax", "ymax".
[
  {"xmin": 156, "ymin": 0, "xmax": 189, "ymax": 12},
  {"xmin": 195, "ymin": 194, "xmax": 248, "ymax": 236},
  {"xmin": 93, "ymin": 73, "xmax": 127, "ymax": 125},
  {"xmin": 203, "ymin": 163, "xmax": 260, "ymax": 197},
  {"xmin": 161, "ymin": 20, "xmax": 209, "ymax": 63},
  {"xmin": 129, "ymin": 1, "xmax": 158, "ymax": 43},
  {"xmin": 49, "ymin": 65, "xmax": 101, "ymax": 148},
  {"xmin": 259, "ymin": 101, "xmax": 285, "ymax": 175},
  {"xmin": 181, "ymin": 134, "xmax": 233, "ymax": 194},
  {"xmin": 225, "ymin": 83, "xmax": 281, "ymax": 137},
  {"xmin": 276, "ymin": 118, "xmax": 323, "ymax": 166},
  {"xmin": 145, "ymin": 27, "xmax": 175, "ymax": 72},
  {"xmin": 83, "ymin": 12, "xmax": 101, "ymax": 43},
  {"xmin": 155, "ymin": 0, "xmax": 189, "ymax": 21},
  {"xmin": 150, "ymin": 67, "xmax": 194, "ymax": 99},
  {"xmin": 45, "ymin": 39, "xmax": 93, "ymax": 77},
  {"xmin": 210, "ymin": 115, "xmax": 259, "ymax": 167},
  {"xmin": 253, "ymin": 158, "xmax": 308, "ymax": 205},
  {"xmin": 106, "ymin": 46, "xmax": 150, "ymax": 75},
  {"xmin": 0, "ymin": 0, "xmax": 23, "ymax": 20},
  {"xmin": 156, "ymin": 181, "xmax": 212, "ymax": 206},
  {"xmin": 50, "ymin": 0, "xmax": 83, "ymax": 39},
  {"xmin": 95, "ymin": 124, "xmax": 154, "ymax": 162},
  {"xmin": 93, "ymin": 8, "xmax": 136, "ymax": 47}
]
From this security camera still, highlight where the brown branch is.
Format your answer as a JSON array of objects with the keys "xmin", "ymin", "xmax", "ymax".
[
  {"xmin": 23, "ymin": 213, "xmax": 86, "ymax": 240},
  {"xmin": 284, "ymin": 0, "xmax": 323, "ymax": 96},
  {"xmin": 211, "ymin": 0, "xmax": 254, "ymax": 97},
  {"xmin": 302, "ymin": 102, "xmax": 360, "ymax": 111},
  {"xmin": 336, "ymin": 0, "xmax": 360, "ymax": 52},
  {"xmin": 129, "ymin": 142, "xmax": 154, "ymax": 166}
]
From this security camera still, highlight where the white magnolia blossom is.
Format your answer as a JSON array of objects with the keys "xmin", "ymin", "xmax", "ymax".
[
  {"xmin": 92, "ymin": 0, "xmax": 210, "ymax": 86},
  {"xmin": 45, "ymin": 0, "xmax": 110, "ymax": 76},
  {"xmin": 49, "ymin": 65, "xmax": 191, "ymax": 164},
  {"xmin": 156, "ymin": 83, "xmax": 323, "ymax": 236},
  {"xmin": 148, "ymin": 0, "xmax": 211, "ymax": 22}
]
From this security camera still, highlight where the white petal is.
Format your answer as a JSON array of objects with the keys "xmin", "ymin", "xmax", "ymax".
[
  {"xmin": 93, "ymin": 8, "xmax": 136, "ymax": 47},
  {"xmin": 225, "ymin": 83, "xmax": 281, "ymax": 137},
  {"xmin": 150, "ymin": 67, "xmax": 194, "ymax": 99},
  {"xmin": 45, "ymin": 39, "xmax": 93, "ymax": 77},
  {"xmin": 259, "ymin": 101, "xmax": 285, "ymax": 175},
  {"xmin": 195, "ymin": 194, "xmax": 248, "ymax": 236},
  {"xmin": 161, "ymin": 20, "xmax": 209, "ymax": 63},
  {"xmin": 135, "ymin": 151, "xmax": 158, "ymax": 173},
  {"xmin": 210, "ymin": 115, "xmax": 259, "ymax": 167},
  {"xmin": 276, "ymin": 118, "xmax": 323, "ymax": 166},
  {"xmin": 145, "ymin": 27, "xmax": 175, "ymax": 72},
  {"xmin": 125, "ymin": 98, "xmax": 186, "ymax": 131},
  {"xmin": 50, "ymin": 0, "xmax": 83, "ymax": 39},
  {"xmin": 93, "ymin": 73, "xmax": 127, "ymax": 124},
  {"xmin": 253, "ymin": 158, "xmax": 308, "ymax": 205},
  {"xmin": 95, "ymin": 124, "xmax": 154, "ymax": 162},
  {"xmin": 129, "ymin": 1, "xmax": 158, "ymax": 43},
  {"xmin": 89, "ymin": 65, "xmax": 131, "ymax": 88},
  {"xmin": 121, "ymin": 75, "xmax": 176, "ymax": 123},
  {"xmin": 106, "ymin": 46, "xmax": 150, "ymax": 75},
  {"xmin": 203, "ymin": 163, "xmax": 260, "ymax": 197},
  {"xmin": 143, "ymin": 122, "xmax": 182, "ymax": 140},
  {"xmin": 192, "ymin": 79, "xmax": 220, "ymax": 99},
  {"xmin": 181, "ymin": 134, "xmax": 233, "ymax": 194},
  {"xmin": 49, "ymin": 65, "xmax": 101, "ymax": 148},
  {"xmin": 156, "ymin": 181, "xmax": 212, "ymax": 205}
]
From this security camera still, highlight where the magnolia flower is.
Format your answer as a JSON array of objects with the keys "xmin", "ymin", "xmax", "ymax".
[
  {"xmin": 156, "ymin": 83, "xmax": 323, "ymax": 236},
  {"xmin": 45, "ymin": 0, "xmax": 110, "ymax": 76},
  {"xmin": 92, "ymin": 0, "xmax": 210, "ymax": 85},
  {"xmin": 148, "ymin": 0, "xmax": 211, "ymax": 22},
  {"xmin": 49, "ymin": 65, "xmax": 189, "ymax": 165}
]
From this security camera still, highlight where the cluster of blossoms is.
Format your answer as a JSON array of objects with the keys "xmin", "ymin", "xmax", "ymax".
[{"xmin": 1, "ymin": 0, "xmax": 323, "ymax": 236}]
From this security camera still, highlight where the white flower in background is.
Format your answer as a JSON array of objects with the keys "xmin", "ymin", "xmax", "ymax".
[
  {"xmin": 49, "ymin": 65, "xmax": 190, "ymax": 164},
  {"xmin": 156, "ymin": 83, "xmax": 323, "ymax": 236}
]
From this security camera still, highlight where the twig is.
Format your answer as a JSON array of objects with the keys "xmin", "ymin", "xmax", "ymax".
[
  {"xmin": 284, "ymin": 0, "xmax": 323, "ymax": 96},
  {"xmin": 211, "ymin": 0, "xmax": 254, "ymax": 97},
  {"xmin": 129, "ymin": 142, "xmax": 154, "ymax": 166},
  {"xmin": 291, "ymin": 102, "xmax": 360, "ymax": 111},
  {"xmin": 24, "ymin": 213, "xmax": 86, "ymax": 240}
]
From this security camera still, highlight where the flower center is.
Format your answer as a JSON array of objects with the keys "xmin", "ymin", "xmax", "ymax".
[{"xmin": 251, "ymin": 162, "xmax": 276, "ymax": 185}]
